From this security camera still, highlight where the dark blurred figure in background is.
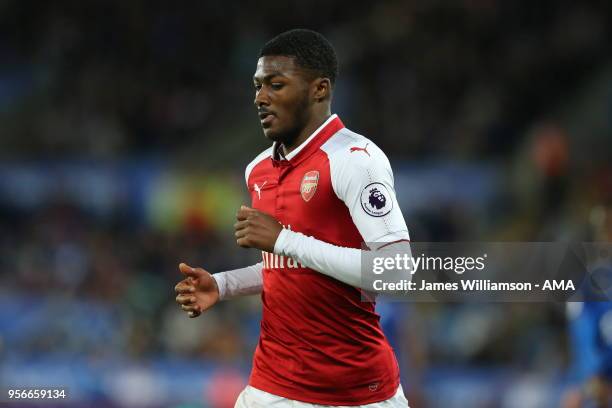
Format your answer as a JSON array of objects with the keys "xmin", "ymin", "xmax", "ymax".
[{"xmin": 563, "ymin": 203, "xmax": 612, "ymax": 408}]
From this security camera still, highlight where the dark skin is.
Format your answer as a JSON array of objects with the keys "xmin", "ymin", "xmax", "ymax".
[
  {"xmin": 175, "ymin": 55, "xmax": 333, "ymax": 317},
  {"xmin": 254, "ymin": 55, "xmax": 332, "ymax": 153},
  {"xmin": 174, "ymin": 263, "xmax": 219, "ymax": 317}
]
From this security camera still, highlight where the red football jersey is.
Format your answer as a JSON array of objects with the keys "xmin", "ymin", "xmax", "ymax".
[{"xmin": 245, "ymin": 115, "xmax": 409, "ymax": 405}]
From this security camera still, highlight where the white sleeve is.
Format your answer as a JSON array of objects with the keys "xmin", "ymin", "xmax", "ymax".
[
  {"xmin": 274, "ymin": 136, "xmax": 411, "ymax": 290},
  {"xmin": 327, "ymin": 138, "xmax": 410, "ymax": 243},
  {"xmin": 212, "ymin": 263, "xmax": 263, "ymax": 300},
  {"xmin": 275, "ymin": 229, "xmax": 411, "ymax": 290}
]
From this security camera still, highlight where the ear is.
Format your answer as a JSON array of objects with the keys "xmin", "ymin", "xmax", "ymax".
[{"xmin": 312, "ymin": 78, "xmax": 331, "ymax": 102}]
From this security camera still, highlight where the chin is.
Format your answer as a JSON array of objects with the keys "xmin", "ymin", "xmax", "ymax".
[{"xmin": 262, "ymin": 127, "xmax": 282, "ymax": 142}]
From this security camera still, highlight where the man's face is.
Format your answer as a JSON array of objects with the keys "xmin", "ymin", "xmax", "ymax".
[{"xmin": 253, "ymin": 56, "xmax": 312, "ymax": 144}]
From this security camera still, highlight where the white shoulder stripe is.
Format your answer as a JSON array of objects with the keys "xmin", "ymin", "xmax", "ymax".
[
  {"xmin": 320, "ymin": 128, "xmax": 367, "ymax": 155},
  {"xmin": 245, "ymin": 146, "xmax": 273, "ymax": 185},
  {"xmin": 319, "ymin": 128, "xmax": 408, "ymax": 243}
]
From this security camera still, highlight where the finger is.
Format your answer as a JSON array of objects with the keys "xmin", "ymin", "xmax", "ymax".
[
  {"xmin": 174, "ymin": 281, "xmax": 195, "ymax": 294},
  {"xmin": 179, "ymin": 263, "xmax": 203, "ymax": 279},
  {"xmin": 181, "ymin": 303, "xmax": 201, "ymax": 313},
  {"xmin": 237, "ymin": 205, "xmax": 258, "ymax": 221},
  {"xmin": 235, "ymin": 228, "xmax": 248, "ymax": 239},
  {"xmin": 237, "ymin": 237, "xmax": 251, "ymax": 248},
  {"xmin": 175, "ymin": 294, "xmax": 197, "ymax": 305},
  {"xmin": 188, "ymin": 310, "xmax": 201, "ymax": 318},
  {"xmin": 234, "ymin": 220, "xmax": 249, "ymax": 230},
  {"xmin": 243, "ymin": 205, "xmax": 270, "ymax": 217}
]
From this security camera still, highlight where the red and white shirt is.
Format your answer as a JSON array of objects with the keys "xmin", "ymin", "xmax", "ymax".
[{"xmin": 241, "ymin": 114, "xmax": 410, "ymax": 405}]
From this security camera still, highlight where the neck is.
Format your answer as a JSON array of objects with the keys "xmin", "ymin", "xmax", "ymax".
[{"xmin": 282, "ymin": 108, "xmax": 331, "ymax": 156}]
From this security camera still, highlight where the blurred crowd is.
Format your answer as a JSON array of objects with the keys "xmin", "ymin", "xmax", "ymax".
[
  {"xmin": 0, "ymin": 201, "xmax": 255, "ymax": 356},
  {"xmin": 1, "ymin": 1, "xmax": 610, "ymax": 162},
  {"xmin": 1, "ymin": 0, "xmax": 612, "ymax": 406}
]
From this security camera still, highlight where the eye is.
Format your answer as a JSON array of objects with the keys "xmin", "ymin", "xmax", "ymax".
[
  {"xmin": 254, "ymin": 83, "xmax": 262, "ymax": 91},
  {"xmin": 271, "ymin": 83, "xmax": 284, "ymax": 90}
]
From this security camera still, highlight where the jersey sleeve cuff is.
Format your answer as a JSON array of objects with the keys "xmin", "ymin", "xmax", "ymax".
[
  {"xmin": 273, "ymin": 228, "xmax": 292, "ymax": 255},
  {"xmin": 211, "ymin": 272, "xmax": 227, "ymax": 301}
]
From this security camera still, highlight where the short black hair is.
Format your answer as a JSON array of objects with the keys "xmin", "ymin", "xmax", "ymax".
[{"xmin": 259, "ymin": 29, "xmax": 338, "ymax": 85}]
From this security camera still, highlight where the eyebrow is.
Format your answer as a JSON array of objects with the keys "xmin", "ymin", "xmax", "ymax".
[{"xmin": 253, "ymin": 72, "xmax": 288, "ymax": 82}]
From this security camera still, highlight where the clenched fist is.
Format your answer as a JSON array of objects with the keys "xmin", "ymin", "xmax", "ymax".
[{"xmin": 234, "ymin": 205, "xmax": 283, "ymax": 252}]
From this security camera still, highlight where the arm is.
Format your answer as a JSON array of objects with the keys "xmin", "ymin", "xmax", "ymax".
[
  {"xmin": 174, "ymin": 262, "xmax": 263, "ymax": 319},
  {"xmin": 275, "ymin": 229, "xmax": 410, "ymax": 289},
  {"xmin": 212, "ymin": 262, "xmax": 263, "ymax": 300}
]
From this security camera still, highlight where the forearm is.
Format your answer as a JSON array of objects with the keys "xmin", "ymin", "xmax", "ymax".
[
  {"xmin": 274, "ymin": 229, "xmax": 411, "ymax": 290},
  {"xmin": 212, "ymin": 262, "xmax": 263, "ymax": 300}
]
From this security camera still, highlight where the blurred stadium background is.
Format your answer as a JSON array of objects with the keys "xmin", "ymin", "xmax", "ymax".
[{"xmin": 1, "ymin": 1, "xmax": 612, "ymax": 407}]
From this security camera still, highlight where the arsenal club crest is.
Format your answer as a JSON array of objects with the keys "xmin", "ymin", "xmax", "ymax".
[{"xmin": 300, "ymin": 170, "xmax": 319, "ymax": 202}]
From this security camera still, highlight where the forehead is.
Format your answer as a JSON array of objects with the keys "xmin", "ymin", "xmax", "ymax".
[{"xmin": 253, "ymin": 55, "xmax": 304, "ymax": 80}]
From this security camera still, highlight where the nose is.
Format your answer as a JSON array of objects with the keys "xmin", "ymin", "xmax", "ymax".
[{"xmin": 254, "ymin": 87, "xmax": 270, "ymax": 108}]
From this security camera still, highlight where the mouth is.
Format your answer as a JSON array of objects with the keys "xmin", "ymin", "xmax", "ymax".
[{"xmin": 258, "ymin": 112, "xmax": 275, "ymax": 128}]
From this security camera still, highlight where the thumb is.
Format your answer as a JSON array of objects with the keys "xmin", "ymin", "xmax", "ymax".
[
  {"xmin": 179, "ymin": 263, "xmax": 202, "ymax": 278},
  {"xmin": 237, "ymin": 205, "xmax": 257, "ymax": 221}
]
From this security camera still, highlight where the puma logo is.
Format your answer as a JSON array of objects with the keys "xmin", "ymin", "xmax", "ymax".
[
  {"xmin": 253, "ymin": 181, "xmax": 267, "ymax": 199},
  {"xmin": 350, "ymin": 143, "xmax": 370, "ymax": 157}
]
